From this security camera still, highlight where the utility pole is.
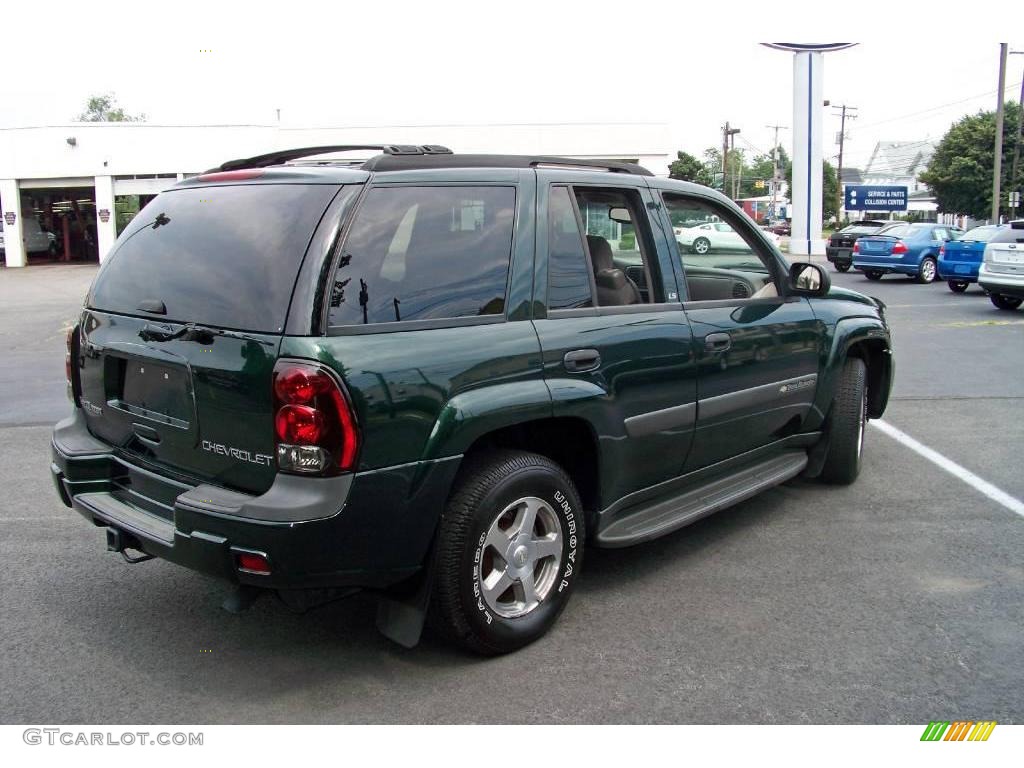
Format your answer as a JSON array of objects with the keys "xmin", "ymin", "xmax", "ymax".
[
  {"xmin": 766, "ymin": 123, "xmax": 788, "ymax": 222},
  {"xmin": 1009, "ymin": 50, "xmax": 1024, "ymax": 220},
  {"xmin": 832, "ymin": 105, "xmax": 857, "ymax": 223},
  {"xmin": 722, "ymin": 122, "xmax": 740, "ymax": 198},
  {"xmin": 992, "ymin": 43, "xmax": 1008, "ymax": 223}
]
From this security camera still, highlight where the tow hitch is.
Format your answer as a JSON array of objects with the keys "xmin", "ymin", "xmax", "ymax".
[{"xmin": 106, "ymin": 527, "xmax": 155, "ymax": 564}]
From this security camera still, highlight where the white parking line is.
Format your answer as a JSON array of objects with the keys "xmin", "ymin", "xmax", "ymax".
[{"xmin": 871, "ymin": 419, "xmax": 1024, "ymax": 519}]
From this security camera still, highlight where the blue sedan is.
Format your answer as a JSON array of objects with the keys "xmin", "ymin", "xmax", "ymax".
[
  {"xmin": 937, "ymin": 224, "xmax": 1007, "ymax": 293},
  {"xmin": 852, "ymin": 222, "xmax": 964, "ymax": 283}
]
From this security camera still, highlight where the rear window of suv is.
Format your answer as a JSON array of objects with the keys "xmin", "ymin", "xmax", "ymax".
[
  {"xmin": 327, "ymin": 185, "xmax": 515, "ymax": 327},
  {"xmin": 89, "ymin": 183, "xmax": 340, "ymax": 333}
]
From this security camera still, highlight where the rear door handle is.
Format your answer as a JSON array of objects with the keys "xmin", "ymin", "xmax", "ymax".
[
  {"xmin": 704, "ymin": 332, "xmax": 732, "ymax": 352},
  {"xmin": 564, "ymin": 349, "xmax": 601, "ymax": 373}
]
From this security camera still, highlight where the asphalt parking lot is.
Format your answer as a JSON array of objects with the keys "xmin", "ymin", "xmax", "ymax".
[{"xmin": 1, "ymin": 262, "xmax": 1022, "ymax": 724}]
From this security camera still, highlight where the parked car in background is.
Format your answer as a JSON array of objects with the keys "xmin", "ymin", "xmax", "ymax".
[
  {"xmin": 0, "ymin": 217, "xmax": 58, "ymax": 259},
  {"xmin": 675, "ymin": 221, "xmax": 747, "ymax": 254},
  {"xmin": 771, "ymin": 221, "xmax": 791, "ymax": 236},
  {"xmin": 826, "ymin": 220, "xmax": 891, "ymax": 272},
  {"xmin": 852, "ymin": 222, "xmax": 963, "ymax": 283},
  {"xmin": 938, "ymin": 224, "xmax": 1007, "ymax": 293},
  {"xmin": 978, "ymin": 220, "xmax": 1024, "ymax": 310}
]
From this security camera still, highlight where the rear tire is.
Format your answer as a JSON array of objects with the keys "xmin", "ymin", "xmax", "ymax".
[
  {"xmin": 835, "ymin": 263, "xmax": 851, "ymax": 273},
  {"xmin": 429, "ymin": 450, "xmax": 584, "ymax": 655},
  {"xmin": 916, "ymin": 256, "xmax": 937, "ymax": 284},
  {"xmin": 947, "ymin": 280, "xmax": 969, "ymax": 293},
  {"xmin": 990, "ymin": 293, "xmax": 1023, "ymax": 310},
  {"xmin": 692, "ymin": 237, "xmax": 711, "ymax": 255},
  {"xmin": 865, "ymin": 270, "xmax": 884, "ymax": 281},
  {"xmin": 820, "ymin": 357, "xmax": 868, "ymax": 485}
]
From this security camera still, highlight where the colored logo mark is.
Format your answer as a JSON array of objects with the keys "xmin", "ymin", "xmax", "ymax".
[{"xmin": 920, "ymin": 721, "xmax": 996, "ymax": 742}]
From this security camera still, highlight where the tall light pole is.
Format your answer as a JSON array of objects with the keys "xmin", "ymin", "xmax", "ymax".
[
  {"xmin": 992, "ymin": 43, "xmax": 1008, "ymax": 223},
  {"xmin": 763, "ymin": 43, "xmax": 857, "ymax": 258}
]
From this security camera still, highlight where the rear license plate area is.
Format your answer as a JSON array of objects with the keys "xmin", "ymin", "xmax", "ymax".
[{"xmin": 110, "ymin": 357, "xmax": 192, "ymax": 427}]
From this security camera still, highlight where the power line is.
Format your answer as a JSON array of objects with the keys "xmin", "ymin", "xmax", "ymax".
[{"xmin": 855, "ymin": 81, "xmax": 1023, "ymax": 130}]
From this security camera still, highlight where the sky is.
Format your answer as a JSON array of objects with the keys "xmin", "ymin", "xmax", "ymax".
[{"xmin": 1, "ymin": 1, "xmax": 1021, "ymax": 173}]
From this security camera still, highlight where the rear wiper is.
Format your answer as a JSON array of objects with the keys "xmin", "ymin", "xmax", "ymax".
[{"xmin": 139, "ymin": 322, "xmax": 274, "ymax": 346}]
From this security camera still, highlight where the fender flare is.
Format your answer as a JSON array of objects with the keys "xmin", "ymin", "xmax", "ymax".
[{"xmin": 806, "ymin": 317, "xmax": 892, "ymax": 431}]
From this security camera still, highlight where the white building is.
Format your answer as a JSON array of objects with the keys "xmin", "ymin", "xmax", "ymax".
[{"xmin": 0, "ymin": 122, "xmax": 673, "ymax": 268}]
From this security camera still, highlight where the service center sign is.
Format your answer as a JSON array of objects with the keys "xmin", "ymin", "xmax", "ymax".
[{"xmin": 845, "ymin": 185, "xmax": 908, "ymax": 211}]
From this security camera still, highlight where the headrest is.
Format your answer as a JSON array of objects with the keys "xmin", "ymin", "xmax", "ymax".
[
  {"xmin": 586, "ymin": 235, "xmax": 614, "ymax": 273},
  {"xmin": 594, "ymin": 268, "xmax": 629, "ymax": 291}
]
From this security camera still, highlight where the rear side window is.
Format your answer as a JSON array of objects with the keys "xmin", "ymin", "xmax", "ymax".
[
  {"xmin": 328, "ymin": 186, "xmax": 515, "ymax": 326},
  {"xmin": 89, "ymin": 183, "xmax": 340, "ymax": 333}
]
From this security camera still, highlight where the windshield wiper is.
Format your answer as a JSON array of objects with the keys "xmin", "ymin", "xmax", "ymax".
[{"xmin": 139, "ymin": 322, "xmax": 274, "ymax": 346}]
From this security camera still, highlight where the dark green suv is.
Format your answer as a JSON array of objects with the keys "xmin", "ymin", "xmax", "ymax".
[{"xmin": 52, "ymin": 145, "xmax": 893, "ymax": 654}]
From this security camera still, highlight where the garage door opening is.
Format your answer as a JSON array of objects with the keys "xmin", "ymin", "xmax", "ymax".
[{"xmin": 15, "ymin": 187, "xmax": 100, "ymax": 264}]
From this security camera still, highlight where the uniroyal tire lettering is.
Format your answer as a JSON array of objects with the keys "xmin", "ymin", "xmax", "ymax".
[
  {"xmin": 555, "ymin": 488, "xmax": 578, "ymax": 594},
  {"xmin": 472, "ymin": 531, "xmax": 493, "ymax": 624}
]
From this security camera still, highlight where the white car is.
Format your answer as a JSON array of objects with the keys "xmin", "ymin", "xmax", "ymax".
[
  {"xmin": 675, "ymin": 221, "xmax": 751, "ymax": 254},
  {"xmin": 0, "ymin": 218, "xmax": 57, "ymax": 257},
  {"xmin": 978, "ymin": 220, "xmax": 1024, "ymax": 311}
]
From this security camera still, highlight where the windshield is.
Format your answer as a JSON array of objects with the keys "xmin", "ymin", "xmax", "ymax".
[{"xmin": 89, "ymin": 183, "xmax": 341, "ymax": 333}]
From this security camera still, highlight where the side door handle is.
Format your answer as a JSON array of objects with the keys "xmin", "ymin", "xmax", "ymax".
[
  {"xmin": 563, "ymin": 348, "xmax": 601, "ymax": 373},
  {"xmin": 704, "ymin": 332, "xmax": 732, "ymax": 353}
]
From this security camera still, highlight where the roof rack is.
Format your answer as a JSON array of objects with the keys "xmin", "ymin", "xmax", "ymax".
[
  {"xmin": 212, "ymin": 145, "xmax": 653, "ymax": 177},
  {"xmin": 360, "ymin": 153, "xmax": 653, "ymax": 176},
  {"xmin": 214, "ymin": 144, "xmax": 452, "ymax": 172}
]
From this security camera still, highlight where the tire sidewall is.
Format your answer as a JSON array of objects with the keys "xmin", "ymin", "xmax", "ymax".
[{"xmin": 458, "ymin": 465, "xmax": 583, "ymax": 650}]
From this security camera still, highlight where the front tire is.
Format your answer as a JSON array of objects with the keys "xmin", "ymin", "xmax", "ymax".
[
  {"xmin": 916, "ymin": 256, "xmax": 937, "ymax": 284},
  {"xmin": 430, "ymin": 451, "xmax": 584, "ymax": 655},
  {"xmin": 990, "ymin": 293, "xmax": 1023, "ymax": 310},
  {"xmin": 947, "ymin": 279, "xmax": 969, "ymax": 293},
  {"xmin": 692, "ymin": 236, "xmax": 711, "ymax": 255},
  {"xmin": 865, "ymin": 270, "xmax": 884, "ymax": 281},
  {"xmin": 820, "ymin": 357, "xmax": 867, "ymax": 485}
]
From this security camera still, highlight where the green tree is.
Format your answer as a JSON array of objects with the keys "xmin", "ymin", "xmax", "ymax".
[
  {"xmin": 668, "ymin": 151, "xmax": 705, "ymax": 182},
  {"xmin": 76, "ymin": 93, "xmax": 146, "ymax": 122},
  {"xmin": 919, "ymin": 103, "xmax": 1021, "ymax": 219},
  {"xmin": 785, "ymin": 157, "xmax": 839, "ymax": 222}
]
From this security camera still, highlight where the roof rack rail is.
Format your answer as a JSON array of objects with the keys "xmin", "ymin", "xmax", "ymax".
[
  {"xmin": 359, "ymin": 153, "xmax": 653, "ymax": 176},
  {"xmin": 214, "ymin": 144, "xmax": 452, "ymax": 172}
]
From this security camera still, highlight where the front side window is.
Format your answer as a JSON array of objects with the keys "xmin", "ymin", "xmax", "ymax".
[
  {"xmin": 573, "ymin": 187, "xmax": 658, "ymax": 306},
  {"xmin": 663, "ymin": 193, "xmax": 778, "ymax": 302},
  {"xmin": 328, "ymin": 186, "xmax": 515, "ymax": 326}
]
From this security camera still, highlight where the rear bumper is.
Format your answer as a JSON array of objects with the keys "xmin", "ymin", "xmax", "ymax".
[
  {"xmin": 51, "ymin": 409, "xmax": 460, "ymax": 590},
  {"xmin": 852, "ymin": 258, "xmax": 918, "ymax": 275},
  {"xmin": 826, "ymin": 247, "xmax": 852, "ymax": 266},
  {"xmin": 979, "ymin": 267, "xmax": 1024, "ymax": 298},
  {"xmin": 937, "ymin": 259, "xmax": 980, "ymax": 281}
]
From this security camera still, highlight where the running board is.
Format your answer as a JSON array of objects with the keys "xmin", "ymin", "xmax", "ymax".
[{"xmin": 595, "ymin": 451, "xmax": 808, "ymax": 548}]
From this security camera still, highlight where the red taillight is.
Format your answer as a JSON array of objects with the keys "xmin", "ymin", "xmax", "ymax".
[
  {"xmin": 892, "ymin": 241, "xmax": 908, "ymax": 254},
  {"xmin": 236, "ymin": 552, "xmax": 271, "ymax": 575},
  {"xmin": 275, "ymin": 404, "xmax": 325, "ymax": 444},
  {"xmin": 195, "ymin": 169, "xmax": 264, "ymax": 182},
  {"xmin": 852, "ymin": 241, "xmax": 860, "ymax": 253},
  {"xmin": 939, "ymin": 244, "xmax": 946, "ymax": 255},
  {"xmin": 272, "ymin": 361, "xmax": 359, "ymax": 474}
]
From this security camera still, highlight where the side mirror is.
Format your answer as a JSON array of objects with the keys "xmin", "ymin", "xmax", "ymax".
[
  {"xmin": 789, "ymin": 262, "xmax": 830, "ymax": 297},
  {"xmin": 608, "ymin": 207, "xmax": 632, "ymax": 224}
]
